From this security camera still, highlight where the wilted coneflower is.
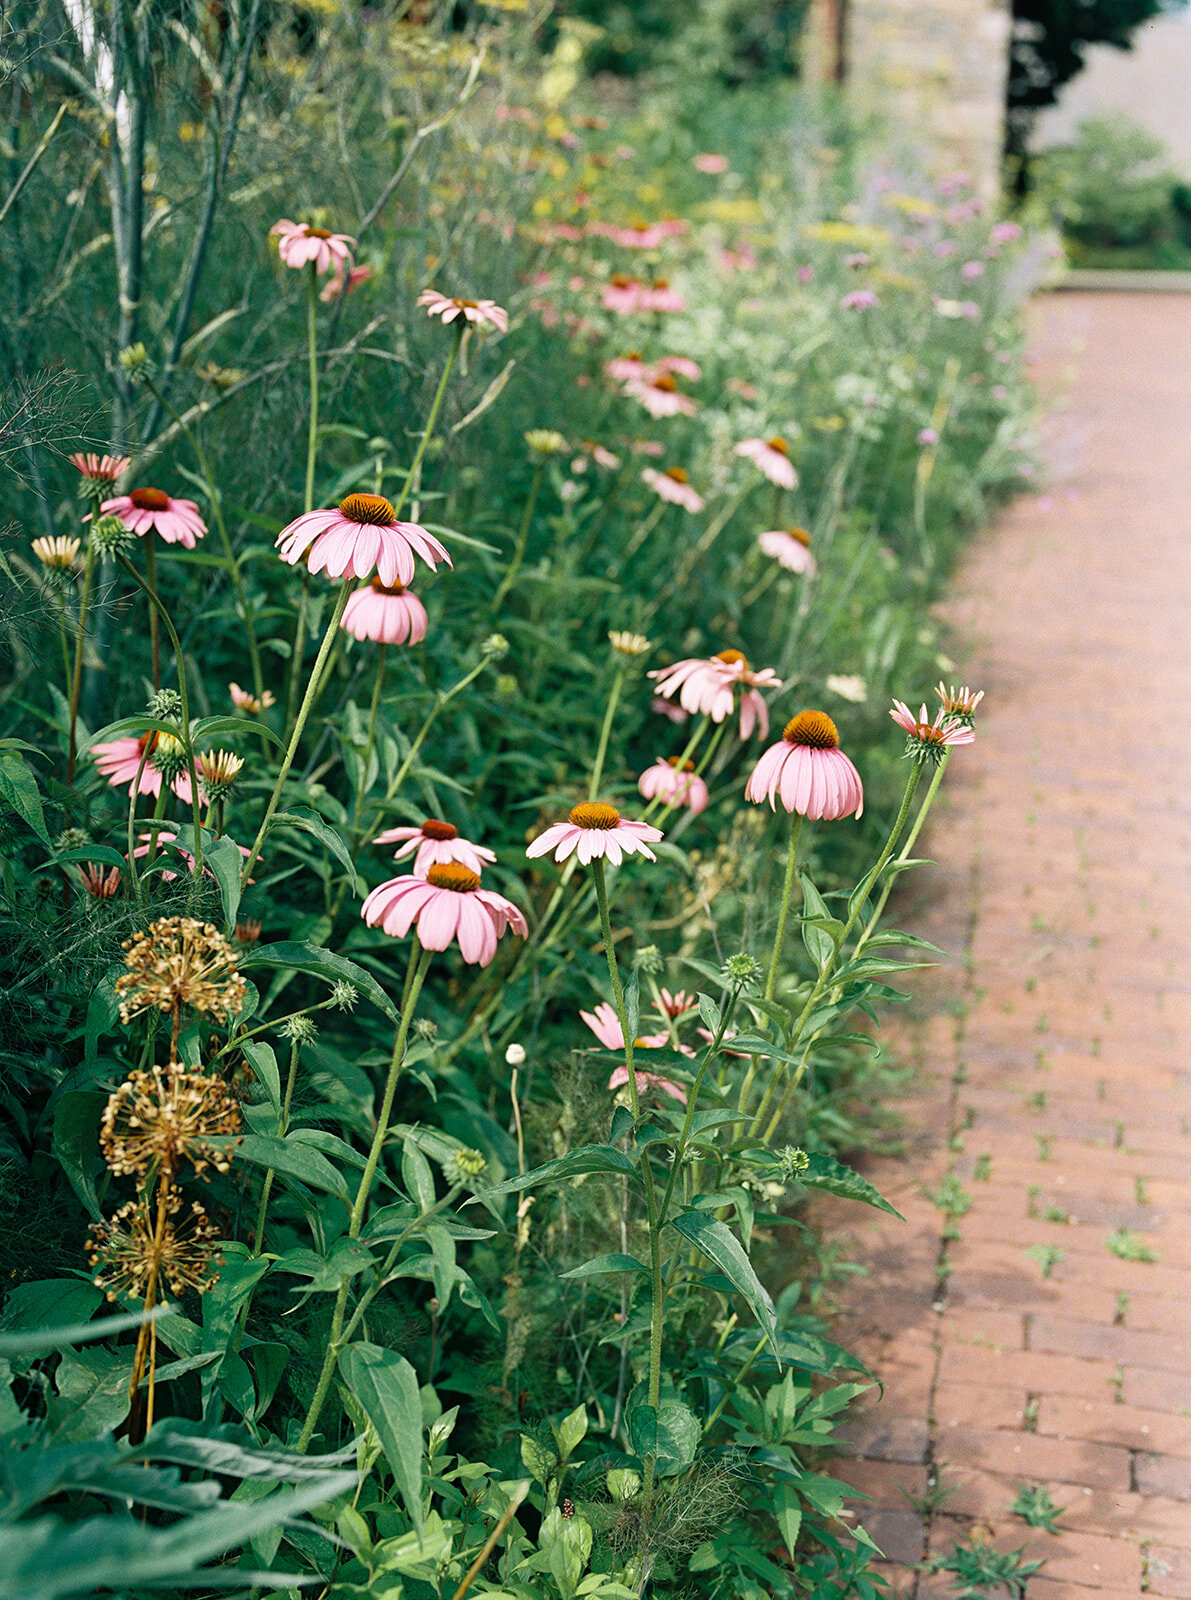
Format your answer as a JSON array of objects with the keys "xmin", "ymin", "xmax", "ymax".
[
  {"xmin": 270, "ymin": 218, "xmax": 356, "ymax": 275},
  {"xmin": 320, "ymin": 263, "xmax": 372, "ymax": 301},
  {"xmin": 758, "ymin": 527, "xmax": 816, "ymax": 576},
  {"xmin": 361, "ymin": 863, "xmax": 527, "ymax": 967},
  {"xmin": 417, "ymin": 289, "xmax": 509, "ymax": 333},
  {"xmin": 649, "ymin": 649, "xmax": 782, "ymax": 739},
  {"xmin": 100, "ymin": 1061, "xmax": 241, "ymax": 1182},
  {"xmin": 87, "ymin": 1192, "xmax": 221, "ymax": 1302},
  {"xmin": 890, "ymin": 699, "xmax": 976, "ymax": 763},
  {"xmin": 229, "ymin": 682, "xmax": 276, "ymax": 715},
  {"xmin": 276, "ymin": 492, "xmax": 451, "ymax": 588},
  {"xmin": 340, "ymin": 578, "xmax": 428, "ymax": 645},
  {"xmin": 745, "ymin": 710, "xmax": 864, "ymax": 820},
  {"xmin": 32, "ymin": 535, "xmax": 81, "ymax": 570},
  {"xmin": 373, "ymin": 818, "xmax": 496, "ymax": 877},
  {"xmin": 641, "ymin": 466, "xmax": 705, "ymax": 514},
  {"xmin": 637, "ymin": 757, "xmax": 709, "ymax": 814},
  {"xmin": 609, "ymin": 631, "xmax": 652, "ymax": 658},
  {"xmin": 526, "ymin": 802, "xmax": 663, "ymax": 866},
  {"xmin": 68, "ymin": 452, "xmax": 131, "ymax": 491},
  {"xmin": 100, "ymin": 487, "xmax": 207, "ymax": 548},
  {"xmin": 936, "ymin": 682, "xmax": 985, "ymax": 724},
  {"xmin": 734, "ymin": 437, "xmax": 798, "ymax": 491},
  {"xmin": 78, "ymin": 862, "xmax": 122, "ymax": 899},
  {"xmin": 655, "ymin": 987, "xmax": 697, "ymax": 1020},
  {"xmin": 116, "ymin": 916, "xmax": 248, "ymax": 1028}
]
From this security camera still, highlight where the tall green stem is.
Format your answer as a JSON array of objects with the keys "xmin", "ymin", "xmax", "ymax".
[
  {"xmin": 349, "ymin": 645, "xmax": 386, "ymax": 848},
  {"xmin": 763, "ymin": 814, "xmax": 804, "ymax": 1004},
  {"xmin": 66, "ymin": 541, "xmax": 97, "ymax": 787},
  {"xmin": 144, "ymin": 536, "xmax": 161, "ymax": 690},
  {"xmin": 304, "ymin": 263, "xmax": 320, "ymax": 516},
  {"xmin": 296, "ymin": 943, "xmax": 432, "ymax": 1452},
  {"xmin": 241, "ymin": 580, "xmax": 353, "ymax": 888},
  {"xmin": 588, "ymin": 663, "xmax": 626, "ymax": 804},
  {"xmin": 382, "ymin": 653, "xmax": 490, "ymax": 806},
  {"xmin": 390, "ymin": 320, "xmax": 463, "ymax": 523},
  {"xmin": 853, "ymin": 749, "xmax": 950, "ymax": 959},
  {"xmin": 492, "ymin": 461, "xmax": 544, "ymax": 615}
]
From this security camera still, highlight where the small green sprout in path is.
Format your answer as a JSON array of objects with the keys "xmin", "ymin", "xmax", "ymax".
[
  {"xmin": 1042, "ymin": 1204, "xmax": 1069, "ymax": 1224},
  {"xmin": 902, "ymin": 1464, "xmax": 959, "ymax": 1516},
  {"xmin": 926, "ymin": 1173, "xmax": 973, "ymax": 1217},
  {"xmin": 1035, "ymin": 1135, "xmax": 1051, "ymax": 1160},
  {"xmin": 1010, "ymin": 1483, "xmax": 1064, "ymax": 1533},
  {"xmin": 1026, "ymin": 1243, "xmax": 1065, "ymax": 1279},
  {"xmin": 1114, "ymin": 1291, "xmax": 1130, "ymax": 1326},
  {"xmin": 973, "ymin": 1153, "xmax": 992, "ymax": 1181},
  {"xmin": 1106, "ymin": 1229, "xmax": 1159, "ymax": 1263},
  {"xmin": 928, "ymin": 1534, "xmax": 1046, "ymax": 1598}
]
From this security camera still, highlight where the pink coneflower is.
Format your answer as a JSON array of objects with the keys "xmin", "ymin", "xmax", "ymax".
[
  {"xmin": 626, "ymin": 373, "xmax": 696, "ymax": 418},
  {"xmin": 276, "ymin": 492, "xmax": 451, "ymax": 588},
  {"xmin": 340, "ymin": 578, "xmax": 428, "ymax": 645},
  {"xmin": 608, "ymin": 1064, "xmax": 687, "ymax": 1104},
  {"xmin": 638, "ymin": 278, "xmax": 685, "ymax": 313},
  {"xmin": 693, "ymin": 152, "xmax": 729, "ymax": 174},
  {"xmin": 229, "ymin": 683, "xmax": 276, "ymax": 715},
  {"xmin": 655, "ymin": 355, "xmax": 701, "ymax": 382},
  {"xmin": 745, "ymin": 710, "xmax": 864, "ymax": 820},
  {"xmin": 132, "ymin": 829, "xmax": 253, "ymax": 882},
  {"xmin": 990, "ymin": 221, "xmax": 1022, "ymax": 246},
  {"xmin": 361, "ymin": 862, "xmax": 526, "ymax": 966},
  {"xmin": 642, "ymin": 466, "xmax": 704, "ymax": 513},
  {"xmin": 92, "ymin": 733, "xmax": 193, "ymax": 803},
  {"xmin": 69, "ymin": 453, "xmax": 131, "ymax": 486},
  {"xmin": 841, "ymin": 289, "xmax": 879, "ymax": 311},
  {"xmin": 101, "ymin": 488, "xmax": 207, "ymax": 548},
  {"xmin": 602, "ymin": 274, "xmax": 647, "ymax": 315},
  {"xmin": 649, "ymin": 649, "xmax": 782, "ymax": 739},
  {"xmin": 719, "ymin": 245, "xmax": 758, "ymax": 272},
  {"xmin": 373, "ymin": 818, "xmax": 496, "ymax": 877},
  {"xmin": 581, "ymin": 1002, "xmax": 669, "ymax": 1051},
  {"xmin": 890, "ymin": 699, "xmax": 976, "ymax": 761},
  {"xmin": 655, "ymin": 988, "xmax": 696, "ymax": 1020},
  {"xmin": 79, "ymin": 862, "xmax": 122, "ymax": 898},
  {"xmin": 758, "ymin": 528, "xmax": 816, "ymax": 576},
  {"xmin": 591, "ymin": 218, "xmax": 687, "ymax": 249},
  {"xmin": 270, "ymin": 219, "xmax": 356, "ymax": 275},
  {"xmin": 936, "ymin": 682, "xmax": 984, "ymax": 724},
  {"xmin": 320, "ymin": 264, "xmax": 373, "ymax": 302},
  {"xmin": 961, "ymin": 260, "xmax": 985, "ymax": 281},
  {"xmin": 604, "ymin": 350, "xmax": 650, "ymax": 383},
  {"xmin": 916, "ymin": 428, "xmax": 940, "ymax": 447},
  {"xmin": 637, "ymin": 757, "xmax": 709, "ymax": 814},
  {"xmin": 526, "ymin": 801, "xmax": 663, "ymax": 866},
  {"xmin": 935, "ymin": 239, "xmax": 959, "ymax": 258},
  {"xmin": 651, "ymin": 695, "xmax": 688, "ymax": 725},
  {"xmin": 572, "ymin": 440, "xmax": 621, "ymax": 473},
  {"xmin": 417, "ymin": 290, "xmax": 509, "ymax": 333},
  {"xmin": 734, "ymin": 437, "xmax": 798, "ymax": 490}
]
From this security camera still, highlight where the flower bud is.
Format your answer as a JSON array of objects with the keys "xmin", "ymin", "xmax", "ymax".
[
  {"xmin": 118, "ymin": 342, "xmax": 155, "ymax": 385},
  {"xmin": 525, "ymin": 428, "xmax": 567, "ymax": 457},
  {"xmin": 331, "ymin": 980, "xmax": 359, "ymax": 1010},
  {"xmin": 505, "ymin": 1042, "xmax": 527, "ymax": 1067},
  {"xmin": 481, "ymin": 633, "xmax": 509, "ymax": 660},
  {"xmin": 722, "ymin": 952, "xmax": 762, "ymax": 987},
  {"xmin": 148, "ymin": 688, "xmax": 183, "ymax": 720},
  {"xmin": 89, "ymin": 514, "xmax": 135, "ymax": 556}
]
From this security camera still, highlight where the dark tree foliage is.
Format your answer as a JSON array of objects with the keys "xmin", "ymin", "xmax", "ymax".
[
  {"xmin": 551, "ymin": 0, "xmax": 805, "ymax": 84},
  {"xmin": 1007, "ymin": 0, "xmax": 1169, "ymax": 185}
]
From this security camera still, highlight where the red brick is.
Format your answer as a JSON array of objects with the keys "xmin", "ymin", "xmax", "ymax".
[
  {"xmin": 1036, "ymin": 1395, "xmax": 1191, "ymax": 1458},
  {"xmin": 936, "ymin": 1343, "xmax": 1117, "ymax": 1399},
  {"xmin": 1029, "ymin": 1314, "xmax": 1191, "ymax": 1373},
  {"xmin": 1135, "ymin": 1454, "xmax": 1191, "ymax": 1502},
  {"xmin": 932, "ymin": 1382, "xmax": 1029, "ymax": 1431},
  {"xmin": 1123, "ymin": 1368, "xmax": 1191, "ymax": 1416},
  {"xmin": 933, "ymin": 1423, "xmax": 1130, "ymax": 1490}
]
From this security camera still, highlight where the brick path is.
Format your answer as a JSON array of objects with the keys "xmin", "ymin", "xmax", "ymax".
[{"xmin": 818, "ymin": 292, "xmax": 1191, "ymax": 1598}]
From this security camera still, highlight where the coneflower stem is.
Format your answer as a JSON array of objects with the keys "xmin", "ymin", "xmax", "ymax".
[
  {"xmin": 304, "ymin": 263, "xmax": 320, "ymax": 517},
  {"xmin": 763, "ymin": 813, "xmax": 804, "ymax": 1004},
  {"xmin": 241, "ymin": 579, "xmax": 353, "ymax": 888},
  {"xmin": 66, "ymin": 539, "xmax": 97, "ymax": 787},
  {"xmin": 348, "ymin": 644, "xmax": 386, "ymax": 850},
  {"xmin": 588, "ymin": 661, "xmax": 626, "ymax": 803},
  {"xmin": 144, "ymin": 536, "xmax": 161, "ymax": 690},
  {"xmin": 296, "ymin": 942, "xmax": 432, "ymax": 1453},
  {"xmin": 390, "ymin": 320, "xmax": 463, "ymax": 523},
  {"xmin": 492, "ymin": 461, "xmax": 544, "ymax": 614},
  {"xmin": 382, "ymin": 653, "xmax": 490, "ymax": 805},
  {"xmin": 853, "ymin": 748, "xmax": 951, "ymax": 959}
]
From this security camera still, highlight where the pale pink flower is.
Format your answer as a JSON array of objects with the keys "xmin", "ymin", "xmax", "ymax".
[
  {"xmin": 961, "ymin": 260, "xmax": 985, "ymax": 280},
  {"xmin": 417, "ymin": 290, "xmax": 508, "ymax": 333},
  {"xmin": 797, "ymin": 264, "xmax": 814, "ymax": 285},
  {"xmin": 320, "ymin": 263, "xmax": 373, "ymax": 301},
  {"xmin": 229, "ymin": 683, "xmax": 276, "ymax": 715},
  {"xmin": 581, "ymin": 1002, "xmax": 669, "ymax": 1052},
  {"xmin": 361, "ymin": 863, "xmax": 527, "ymax": 966},
  {"xmin": 626, "ymin": 373, "xmax": 696, "ymax": 418},
  {"xmin": 758, "ymin": 528, "xmax": 816, "ymax": 576},
  {"xmin": 572, "ymin": 440, "xmax": 621, "ymax": 473},
  {"xmin": 373, "ymin": 818, "xmax": 496, "ymax": 877},
  {"xmin": 526, "ymin": 801, "xmax": 663, "ymax": 866},
  {"xmin": 631, "ymin": 439, "xmax": 665, "ymax": 457},
  {"xmin": 270, "ymin": 219, "xmax": 356, "ymax": 275},
  {"xmin": 604, "ymin": 351, "xmax": 650, "ymax": 383},
  {"xmin": 841, "ymin": 289, "xmax": 879, "ymax": 311},
  {"xmin": 637, "ymin": 757, "xmax": 709, "ymax": 814},
  {"xmin": 651, "ymin": 695, "xmax": 688, "ymax": 724},
  {"xmin": 937, "ymin": 170, "xmax": 972, "ymax": 196},
  {"xmin": 917, "ymin": 428, "xmax": 940, "ymax": 447},
  {"xmin": 936, "ymin": 682, "xmax": 985, "ymax": 723},
  {"xmin": 638, "ymin": 278, "xmax": 685, "ymax": 313},
  {"xmin": 655, "ymin": 988, "xmax": 696, "ymax": 1020},
  {"xmin": 642, "ymin": 466, "xmax": 704, "ymax": 513},
  {"xmin": 845, "ymin": 252, "xmax": 871, "ymax": 269},
  {"xmin": 889, "ymin": 699, "xmax": 976, "ymax": 757},
  {"xmin": 734, "ymin": 437, "xmax": 798, "ymax": 490},
  {"xmin": 92, "ymin": 733, "xmax": 192, "ymax": 803},
  {"xmin": 602, "ymin": 275, "xmax": 648, "ymax": 315},
  {"xmin": 69, "ymin": 453, "xmax": 130, "ymax": 485},
  {"xmin": 276, "ymin": 492, "xmax": 450, "ymax": 588},
  {"xmin": 990, "ymin": 221, "xmax": 1022, "ymax": 245},
  {"xmin": 719, "ymin": 245, "xmax": 758, "ymax": 271},
  {"xmin": 340, "ymin": 578, "xmax": 428, "ymax": 645},
  {"xmin": 101, "ymin": 488, "xmax": 207, "ymax": 548},
  {"xmin": 745, "ymin": 710, "xmax": 864, "ymax": 820},
  {"xmin": 608, "ymin": 1063, "xmax": 688, "ymax": 1104},
  {"xmin": 655, "ymin": 355, "xmax": 701, "ymax": 381},
  {"xmin": 649, "ymin": 649, "xmax": 782, "ymax": 739},
  {"xmin": 589, "ymin": 218, "xmax": 687, "ymax": 249},
  {"xmin": 693, "ymin": 153, "xmax": 729, "ymax": 174},
  {"xmin": 935, "ymin": 239, "xmax": 959, "ymax": 258}
]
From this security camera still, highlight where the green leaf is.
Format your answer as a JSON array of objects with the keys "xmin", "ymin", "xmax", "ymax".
[
  {"xmin": 169, "ymin": 826, "xmax": 244, "ymax": 927},
  {"xmin": 268, "ymin": 808, "xmax": 362, "ymax": 892},
  {"xmin": 235, "ymin": 1133, "xmax": 351, "ymax": 1198},
  {"xmin": 0, "ymin": 1279, "xmax": 103, "ymax": 1336},
  {"xmin": 862, "ymin": 929, "xmax": 945, "ymax": 954},
  {"xmin": 189, "ymin": 713, "xmax": 283, "ymax": 750},
  {"xmin": 668, "ymin": 1211, "xmax": 778, "ymax": 1359},
  {"xmin": 559, "ymin": 1253, "xmax": 649, "ymax": 1280},
  {"xmin": 52, "ymin": 1093, "xmax": 105, "ymax": 1221},
  {"xmin": 38, "ymin": 845, "xmax": 128, "ymax": 873},
  {"xmin": 772, "ymin": 1480, "xmax": 802, "ymax": 1555},
  {"xmin": 626, "ymin": 1395, "xmax": 699, "ymax": 1478},
  {"xmin": 795, "ymin": 1152, "xmax": 904, "ymax": 1219},
  {"xmin": 241, "ymin": 1040, "xmax": 281, "ymax": 1114},
  {"xmin": 799, "ymin": 875, "xmax": 838, "ymax": 971},
  {"xmin": 240, "ymin": 941, "xmax": 398, "ymax": 1023},
  {"xmin": 0, "ymin": 752, "xmax": 50, "ymax": 846},
  {"xmin": 338, "ymin": 1343, "xmax": 423, "ymax": 1535},
  {"xmin": 478, "ymin": 1145, "xmax": 640, "ymax": 1198}
]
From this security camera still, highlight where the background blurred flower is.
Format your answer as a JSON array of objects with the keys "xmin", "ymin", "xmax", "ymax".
[
  {"xmin": 101, "ymin": 488, "xmax": 207, "ymax": 548},
  {"xmin": 270, "ymin": 218, "xmax": 355, "ymax": 274}
]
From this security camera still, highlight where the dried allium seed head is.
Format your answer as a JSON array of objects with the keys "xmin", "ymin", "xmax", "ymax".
[
  {"xmin": 100, "ymin": 1061, "xmax": 241, "ymax": 1180},
  {"xmin": 116, "ymin": 917, "xmax": 248, "ymax": 1026},
  {"xmin": 87, "ymin": 1191, "xmax": 221, "ymax": 1301}
]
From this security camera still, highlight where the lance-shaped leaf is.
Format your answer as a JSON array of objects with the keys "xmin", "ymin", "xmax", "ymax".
[
  {"xmin": 477, "ymin": 1145, "xmax": 640, "ymax": 1199},
  {"xmin": 669, "ymin": 1210, "xmax": 779, "ymax": 1359},
  {"xmin": 338, "ymin": 1343, "xmax": 423, "ymax": 1535},
  {"xmin": 794, "ymin": 1152, "xmax": 904, "ymax": 1219}
]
